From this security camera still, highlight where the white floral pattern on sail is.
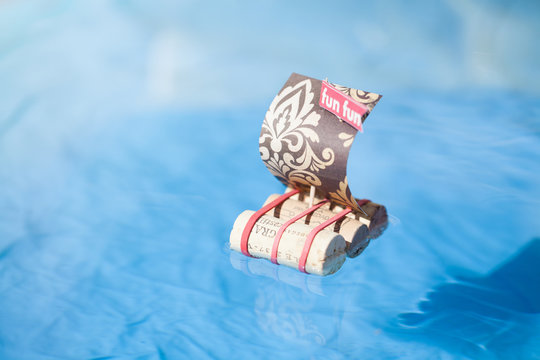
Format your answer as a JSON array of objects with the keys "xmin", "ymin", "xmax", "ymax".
[
  {"xmin": 338, "ymin": 132, "xmax": 354, "ymax": 148},
  {"xmin": 260, "ymin": 79, "xmax": 335, "ymax": 187}
]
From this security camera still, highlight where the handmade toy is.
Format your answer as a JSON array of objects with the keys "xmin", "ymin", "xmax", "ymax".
[{"xmin": 230, "ymin": 73, "xmax": 387, "ymax": 275}]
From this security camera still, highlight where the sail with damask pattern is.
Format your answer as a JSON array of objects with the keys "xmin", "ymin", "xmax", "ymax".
[
  {"xmin": 228, "ymin": 73, "xmax": 387, "ymax": 276},
  {"xmin": 259, "ymin": 73, "xmax": 381, "ymax": 213}
]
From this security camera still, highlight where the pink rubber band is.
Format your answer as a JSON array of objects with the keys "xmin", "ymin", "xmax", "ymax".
[
  {"xmin": 240, "ymin": 189, "xmax": 300, "ymax": 257},
  {"xmin": 298, "ymin": 207, "xmax": 353, "ymax": 273},
  {"xmin": 270, "ymin": 200, "xmax": 329, "ymax": 264}
]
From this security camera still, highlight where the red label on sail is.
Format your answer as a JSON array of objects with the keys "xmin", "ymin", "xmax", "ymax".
[{"xmin": 319, "ymin": 80, "xmax": 368, "ymax": 132}]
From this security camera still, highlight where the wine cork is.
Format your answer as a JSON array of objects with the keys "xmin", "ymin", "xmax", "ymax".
[
  {"xmin": 230, "ymin": 210, "xmax": 346, "ymax": 276},
  {"xmin": 263, "ymin": 195, "xmax": 371, "ymax": 258}
]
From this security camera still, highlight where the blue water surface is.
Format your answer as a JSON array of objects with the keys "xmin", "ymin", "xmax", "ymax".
[{"xmin": 1, "ymin": 1, "xmax": 539, "ymax": 359}]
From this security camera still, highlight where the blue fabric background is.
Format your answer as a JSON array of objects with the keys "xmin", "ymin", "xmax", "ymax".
[{"xmin": 1, "ymin": 1, "xmax": 539, "ymax": 359}]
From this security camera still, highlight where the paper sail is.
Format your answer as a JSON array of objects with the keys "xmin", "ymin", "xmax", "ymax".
[{"xmin": 259, "ymin": 73, "xmax": 381, "ymax": 212}]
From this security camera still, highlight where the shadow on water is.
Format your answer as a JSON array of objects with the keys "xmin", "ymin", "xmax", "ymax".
[{"xmin": 395, "ymin": 238, "xmax": 540, "ymax": 359}]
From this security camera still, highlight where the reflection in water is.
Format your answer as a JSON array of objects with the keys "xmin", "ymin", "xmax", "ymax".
[
  {"xmin": 230, "ymin": 252, "xmax": 338, "ymax": 348},
  {"xmin": 396, "ymin": 238, "xmax": 540, "ymax": 359},
  {"xmin": 229, "ymin": 251, "xmax": 324, "ymax": 295},
  {"xmin": 254, "ymin": 285, "xmax": 327, "ymax": 346}
]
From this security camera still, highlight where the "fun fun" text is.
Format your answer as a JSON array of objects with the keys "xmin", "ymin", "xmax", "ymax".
[{"xmin": 319, "ymin": 81, "xmax": 368, "ymax": 132}]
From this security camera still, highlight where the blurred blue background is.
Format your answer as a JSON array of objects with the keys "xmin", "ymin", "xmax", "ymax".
[{"xmin": 0, "ymin": 0, "xmax": 539, "ymax": 359}]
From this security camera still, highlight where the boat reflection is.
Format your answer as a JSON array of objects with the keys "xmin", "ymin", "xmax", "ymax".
[
  {"xmin": 229, "ymin": 252, "xmax": 338, "ymax": 348},
  {"xmin": 229, "ymin": 251, "xmax": 325, "ymax": 295}
]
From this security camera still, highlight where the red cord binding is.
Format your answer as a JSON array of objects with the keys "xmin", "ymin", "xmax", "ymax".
[
  {"xmin": 240, "ymin": 189, "xmax": 300, "ymax": 257},
  {"xmin": 298, "ymin": 207, "xmax": 353, "ymax": 273},
  {"xmin": 270, "ymin": 200, "xmax": 329, "ymax": 264},
  {"xmin": 356, "ymin": 199, "xmax": 370, "ymax": 207}
]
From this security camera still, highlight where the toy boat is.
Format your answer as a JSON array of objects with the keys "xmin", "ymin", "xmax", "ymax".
[{"xmin": 230, "ymin": 73, "xmax": 387, "ymax": 276}]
